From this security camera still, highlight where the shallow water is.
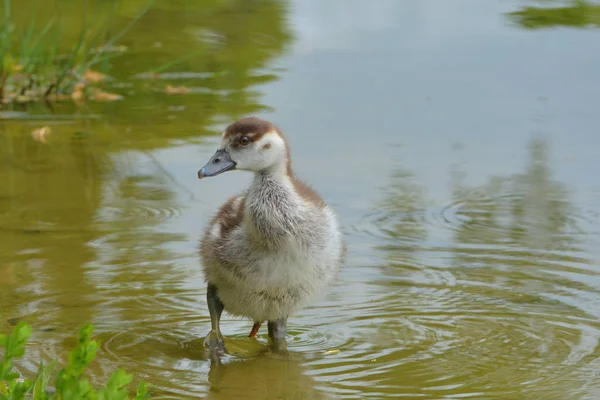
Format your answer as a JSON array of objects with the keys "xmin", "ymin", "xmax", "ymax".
[{"xmin": 1, "ymin": 0, "xmax": 600, "ymax": 398}]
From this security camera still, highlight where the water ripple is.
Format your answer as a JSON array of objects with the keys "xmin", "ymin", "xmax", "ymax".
[
  {"xmin": 355, "ymin": 189, "xmax": 600, "ymax": 251},
  {"xmin": 100, "ymin": 203, "xmax": 183, "ymax": 224}
]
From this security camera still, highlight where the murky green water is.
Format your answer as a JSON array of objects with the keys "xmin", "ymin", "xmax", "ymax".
[{"xmin": 2, "ymin": 0, "xmax": 600, "ymax": 398}]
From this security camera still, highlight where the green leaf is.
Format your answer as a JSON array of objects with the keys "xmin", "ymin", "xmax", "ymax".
[
  {"xmin": 97, "ymin": 368, "xmax": 132, "ymax": 400},
  {"xmin": 0, "ymin": 380, "xmax": 8, "ymax": 396},
  {"xmin": 60, "ymin": 324, "xmax": 99, "ymax": 382},
  {"xmin": 133, "ymin": 382, "xmax": 150, "ymax": 400},
  {"xmin": 4, "ymin": 322, "xmax": 32, "ymax": 359},
  {"xmin": 32, "ymin": 359, "xmax": 56, "ymax": 400},
  {"xmin": 6, "ymin": 377, "xmax": 32, "ymax": 399},
  {"xmin": 4, "ymin": 373, "xmax": 17, "ymax": 382}
]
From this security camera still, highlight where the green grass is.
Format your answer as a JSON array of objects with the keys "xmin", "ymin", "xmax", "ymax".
[
  {"xmin": 0, "ymin": 0, "xmax": 151, "ymax": 105},
  {"xmin": 1, "ymin": 321, "xmax": 151, "ymax": 399}
]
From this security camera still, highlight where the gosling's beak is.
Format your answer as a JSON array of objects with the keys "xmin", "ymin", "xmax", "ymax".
[{"xmin": 198, "ymin": 149, "xmax": 236, "ymax": 179}]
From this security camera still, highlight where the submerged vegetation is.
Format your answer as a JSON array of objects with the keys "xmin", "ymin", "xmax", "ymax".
[
  {"xmin": 1, "ymin": 322, "xmax": 150, "ymax": 399},
  {"xmin": 508, "ymin": 0, "xmax": 600, "ymax": 29}
]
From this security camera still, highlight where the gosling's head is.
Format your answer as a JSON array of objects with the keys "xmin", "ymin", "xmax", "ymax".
[{"xmin": 198, "ymin": 117, "xmax": 290, "ymax": 179}]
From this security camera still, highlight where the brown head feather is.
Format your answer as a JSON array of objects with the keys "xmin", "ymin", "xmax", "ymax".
[
  {"xmin": 224, "ymin": 117, "xmax": 326, "ymax": 209},
  {"xmin": 224, "ymin": 117, "xmax": 276, "ymax": 145}
]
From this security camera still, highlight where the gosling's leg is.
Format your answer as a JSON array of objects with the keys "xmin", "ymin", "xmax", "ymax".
[
  {"xmin": 267, "ymin": 317, "xmax": 288, "ymax": 353},
  {"xmin": 248, "ymin": 321, "xmax": 262, "ymax": 338},
  {"xmin": 204, "ymin": 283, "xmax": 226, "ymax": 354}
]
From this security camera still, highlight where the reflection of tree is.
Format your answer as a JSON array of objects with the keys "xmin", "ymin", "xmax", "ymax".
[
  {"xmin": 0, "ymin": 0, "xmax": 300, "ymax": 389},
  {"xmin": 507, "ymin": 0, "xmax": 600, "ymax": 29},
  {"xmin": 0, "ymin": 123, "xmax": 189, "ymax": 331},
  {"xmin": 374, "ymin": 137, "xmax": 584, "ymax": 292},
  {"xmin": 0, "ymin": 0, "xmax": 294, "ymax": 380},
  {"xmin": 446, "ymin": 138, "xmax": 590, "ymax": 296},
  {"xmin": 374, "ymin": 162, "xmax": 428, "ymax": 270},
  {"xmin": 370, "ymin": 140, "xmax": 594, "ymax": 398},
  {"xmin": 0, "ymin": 126, "xmax": 105, "ymax": 328},
  {"xmin": 107, "ymin": 0, "xmax": 293, "ymax": 129},
  {"xmin": 450, "ymin": 138, "xmax": 576, "ymax": 251},
  {"xmin": 88, "ymin": 164, "xmax": 190, "ymax": 326}
]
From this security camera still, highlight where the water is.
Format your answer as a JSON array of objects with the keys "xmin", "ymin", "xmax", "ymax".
[{"xmin": 1, "ymin": 0, "xmax": 600, "ymax": 398}]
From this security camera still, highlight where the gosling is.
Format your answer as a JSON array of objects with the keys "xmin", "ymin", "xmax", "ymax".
[{"xmin": 198, "ymin": 117, "xmax": 344, "ymax": 353}]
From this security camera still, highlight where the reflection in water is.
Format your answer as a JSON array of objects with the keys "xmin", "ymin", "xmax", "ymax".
[
  {"xmin": 0, "ymin": 128, "xmax": 106, "ymax": 328},
  {"xmin": 360, "ymin": 137, "xmax": 600, "ymax": 398},
  {"xmin": 0, "ymin": 0, "xmax": 294, "ymax": 317},
  {"xmin": 370, "ymin": 160, "xmax": 430, "ymax": 280},
  {"xmin": 7, "ymin": 0, "xmax": 293, "ymax": 140},
  {"xmin": 111, "ymin": 0, "xmax": 294, "ymax": 126},
  {"xmin": 449, "ymin": 138, "xmax": 576, "ymax": 249},
  {"xmin": 441, "ymin": 138, "xmax": 599, "ymax": 397},
  {"xmin": 1, "ymin": 0, "xmax": 600, "ymax": 399},
  {"xmin": 0, "ymin": 0, "xmax": 295, "ymax": 396},
  {"xmin": 206, "ymin": 355, "xmax": 326, "ymax": 400}
]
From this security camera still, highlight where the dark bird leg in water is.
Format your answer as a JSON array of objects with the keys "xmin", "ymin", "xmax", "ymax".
[
  {"xmin": 268, "ymin": 318, "xmax": 288, "ymax": 353},
  {"xmin": 204, "ymin": 284, "xmax": 226, "ymax": 354},
  {"xmin": 249, "ymin": 321, "xmax": 262, "ymax": 338}
]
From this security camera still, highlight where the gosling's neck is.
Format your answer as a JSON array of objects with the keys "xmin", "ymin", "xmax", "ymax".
[
  {"xmin": 250, "ymin": 162, "xmax": 296, "ymax": 198},
  {"xmin": 251, "ymin": 157, "xmax": 296, "ymax": 191},
  {"xmin": 250, "ymin": 158, "xmax": 326, "ymax": 211},
  {"xmin": 245, "ymin": 160, "xmax": 302, "ymax": 240}
]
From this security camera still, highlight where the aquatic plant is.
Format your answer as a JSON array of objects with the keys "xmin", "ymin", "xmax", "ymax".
[
  {"xmin": 0, "ymin": 0, "xmax": 149, "ymax": 105},
  {"xmin": 0, "ymin": 322, "xmax": 150, "ymax": 399},
  {"xmin": 508, "ymin": 0, "xmax": 600, "ymax": 29}
]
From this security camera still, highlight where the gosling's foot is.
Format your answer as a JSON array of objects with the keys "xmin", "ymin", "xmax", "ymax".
[
  {"xmin": 204, "ymin": 330, "xmax": 227, "ymax": 354},
  {"xmin": 269, "ymin": 338, "xmax": 288, "ymax": 354}
]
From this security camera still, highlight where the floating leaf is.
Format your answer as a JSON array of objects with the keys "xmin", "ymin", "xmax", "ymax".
[
  {"xmin": 92, "ymin": 90, "xmax": 123, "ymax": 102},
  {"xmin": 71, "ymin": 82, "xmax": 86, "ymax": 101},
  {"xmin": 165, "ymin": 84, "xmax": 190, "ymax": 94},
  {"xmin": 83, "ymin": 69, "xmax": 107, "ymax": 83},
  {"xmin": 31, "ymin": 126, "xmax": 52, "ymax": 143}
]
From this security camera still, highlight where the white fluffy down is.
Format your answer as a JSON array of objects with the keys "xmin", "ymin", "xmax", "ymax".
[
  {"xmin": 201, "ymin": 130, "xmax": 345, "ymax": 322},
  {"xmin": 225, "ymin": 131, "xmax": 288, "ymax": 174}
]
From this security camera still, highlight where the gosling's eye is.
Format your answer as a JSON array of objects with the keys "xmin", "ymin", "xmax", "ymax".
[{"xmin": 239, "ymin": 136, "xmax": 250, "ymax": 146}]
